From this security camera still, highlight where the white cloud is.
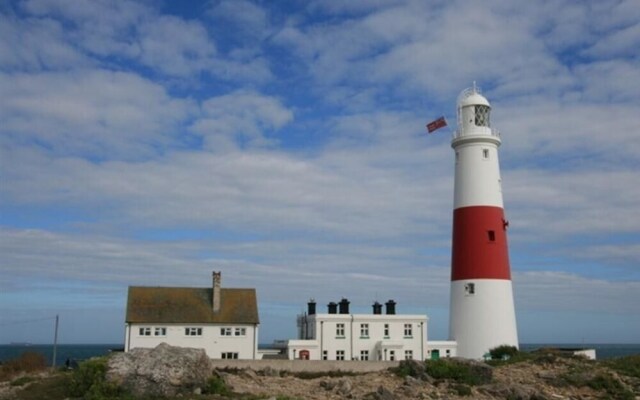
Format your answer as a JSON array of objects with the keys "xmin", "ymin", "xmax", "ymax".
[
  {"xmin": 191, "ymin": 91, "xmax": 293, "ymax": 151},
  {"xmin": 0, "ymin": 13, "xmax": 91, "ymax": 70},
  {"xmin": 137, "ymin": 15, "xmax": 217, "ymax": 77},
  {"xmin": 0, "ymin": 70, "xmax": 193, "ymax": 159}
]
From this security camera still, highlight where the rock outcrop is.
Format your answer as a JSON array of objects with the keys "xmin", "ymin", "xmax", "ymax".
[{"xmin": 106, "ymin": 343, "xmax": 212, "ymax": 397}]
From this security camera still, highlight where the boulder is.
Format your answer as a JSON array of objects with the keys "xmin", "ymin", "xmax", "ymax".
[{"xmin": 106, "ymin": 343, "xmax": 213, "ymax": 397}]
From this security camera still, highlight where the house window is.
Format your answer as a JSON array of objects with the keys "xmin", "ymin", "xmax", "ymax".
[
  {"xmin": 221, "ymin": 352, "xmax": 238, "ymax": 359},
  {"xmin": 139, "ymin": 327, "xmax": 151, "ymax": 336},
  {"xmin": 322, "ymin": 350, "xmax": 328, "ymax": 361},
  {"xmin": 389, "ymin": 350, "xmax": 395, "ymax": 361},
  {"xmin": 336, "ymin": 323, "xmax": 345, "ymax": 337},
  {"xmin": 220, "ymin": 327, "xmax": 232, "ymax": 336},
  {"xmin": 234, "ymin": 327, "xmax": 246, "ymax": 336},
  {"xmin": 405, "ymin": 350, "xmax": 413, "ymax": 360},
  {"xmin": 185, "ymin": 327, "xmax": 203, "ymax": 336},
  {"xmin": 154, "ymin": 327, "xmax": 166, "ymax": 336},
  {"xmin": 483, "ymin": 148, "xmax": 489, "ymax": 159},
  {"xmin": 336, "ymin": 350, "xmax": 345, "ymax": 361},
  {"xmin": 360, "ymin": 323, "xmax": 369, "ymax": 338},
  {"xmin": 404, "ymin": 324, "xmax": 413, "ymax": 337},
  {"xmin": 384, "ymin": 324, "xmax": 390, "ymax": 338},
  {"xmin": 446, "ymin": 349, "xmax": 451, "ymax": 357},
  {"xmin": 465, "ymin": 283, "xmax": 475, "ymax": 295},
  {"xmin": 488, "ymin": 230, "xmax": 495, "ymax": 242},
  {"xmin": 360, "ymin": 350, "xmax": 369, "ymax": 361}
]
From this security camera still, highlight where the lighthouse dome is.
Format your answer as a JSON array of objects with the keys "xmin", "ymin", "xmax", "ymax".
[{"xmin": 458, "ymin": 90, "xmax": 490, "ymax": 108}]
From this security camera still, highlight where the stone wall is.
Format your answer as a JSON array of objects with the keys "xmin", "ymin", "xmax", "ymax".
[{"xmin": 211, "ymin": 359, "xmax": 400, "ymax": 373}]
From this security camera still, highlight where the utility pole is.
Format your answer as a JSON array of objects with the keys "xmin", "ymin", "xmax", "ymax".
[{"xmin": 52, "ymin": 315, "xmax": 59, "ymax": 368}]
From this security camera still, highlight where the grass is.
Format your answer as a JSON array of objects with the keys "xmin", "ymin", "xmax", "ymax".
[
  {"xmin": 605, "ymin": 355, "xmax": 640, "ymax": 378},
  {"xmin": 0, "ymin": 351, "xmax": 48, "ymax": 381}
]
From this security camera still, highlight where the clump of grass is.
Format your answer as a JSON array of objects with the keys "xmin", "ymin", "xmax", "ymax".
[{"xmin": 0, "ymin": 351, "xmax": 48, "ymax": 380}]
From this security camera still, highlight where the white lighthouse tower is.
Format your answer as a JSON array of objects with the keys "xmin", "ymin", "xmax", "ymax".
[{"xmin": 448, "ymin": 84, "xmax": 518, "ymax": 359}]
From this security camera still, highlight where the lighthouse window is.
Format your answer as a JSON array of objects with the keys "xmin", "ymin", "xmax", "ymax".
[
  {"xmin": 465, "ymin": 283, "xmax": 475, "ymax": 295},
  {"xmin": 482, "ymin": 148, "xmax": 489, "ymax": 159},
  {"xmin": 488, "ymin": 230, "xmax": 496, "ymax": 241},
  {"xmin": 475, "ymin": 105, "xmax": 490, "ymax": 127}
]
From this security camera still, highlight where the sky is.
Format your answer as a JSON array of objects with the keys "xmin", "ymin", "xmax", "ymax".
[{"xmin": 1, "ymin": 0, "xmax": 639, "ymax": 345}]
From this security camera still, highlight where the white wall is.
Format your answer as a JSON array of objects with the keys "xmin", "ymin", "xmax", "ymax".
[
  {"xmin": 289, "ymin": 314, "xmax": 428, "ymax": 361},
  {"xmin": 126, "ymin": 323, "xmax": 258, "ymax": 360}
]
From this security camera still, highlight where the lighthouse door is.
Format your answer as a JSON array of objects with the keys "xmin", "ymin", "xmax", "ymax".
[
  {"xmin": 299, "ymin": 350, "xmax": 310, "ymax": 360},
  {"xmin": 431, "ymin": 349, "xmax": 440, "ymax": 360}
]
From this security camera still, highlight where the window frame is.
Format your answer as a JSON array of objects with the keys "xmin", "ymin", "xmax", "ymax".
[
  {"xmin": 185, "ymin": 327, "xmax": 203, "ymax": 336},
  {"xmin": 336, "ymin": 323, "xmax": 345, "ymax": 338}
]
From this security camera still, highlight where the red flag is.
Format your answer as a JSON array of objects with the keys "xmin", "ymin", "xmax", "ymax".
[{"xmin": 426, "ymin": 116, "xmax": 447, "ymax": 133}]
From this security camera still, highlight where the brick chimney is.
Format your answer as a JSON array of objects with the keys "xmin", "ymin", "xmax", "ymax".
[{"xmin": 212, "ymin": 271, "xmax": 221, "ymax": 313}]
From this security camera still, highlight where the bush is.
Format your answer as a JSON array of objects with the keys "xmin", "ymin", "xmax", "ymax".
[
  {"xmin": 203, "ymin": 375, "xmax": 231, "ymax": 396},
  {"xmin": 67, "ymin": 357, "xmax": 124, "ymax": 400},
  {"xmin": 489, "ymin": 345, "xmax": 519, "ymax": 360},
  {"xmin": 424, "ymin": 359, "xmax": 492, "ymax": 386},
  {"xmin": 392, "ymin": 360, "xmax": 426, "ymax": 378}
]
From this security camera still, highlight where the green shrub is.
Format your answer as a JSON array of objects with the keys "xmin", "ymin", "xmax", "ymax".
[
  {"xmin": 203, "ymin": 375, "xmax": 231, "ymax": 396},
  {"xmin": 67, "ymin": 357, "xmax": 124, "ymax": 400},
  {"xmin": 424, "ymin": 359, "xmax": 491, "ymax": 386},
  {"xmin": 489, "ymin": 345, "xmax": 519, "ymax": 360}
]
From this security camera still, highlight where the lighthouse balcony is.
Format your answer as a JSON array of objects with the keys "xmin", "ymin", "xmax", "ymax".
[{"xmin": 453, "ymin": 127, "xmax": 500, "ymax": 140}]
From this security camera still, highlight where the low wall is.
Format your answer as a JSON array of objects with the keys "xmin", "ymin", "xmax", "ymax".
[{"xmin": 211, "ymin": 359, "xmax": 400, "ymax": 373}]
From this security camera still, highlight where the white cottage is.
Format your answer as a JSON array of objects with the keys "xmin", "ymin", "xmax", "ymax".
[
  {"xmin": 124, "ymin": 272, "xmax": 259, "ymax": 360},
  {"xmin": 287, "ymin": 299, "xmax": 429, "ymax": 361}
]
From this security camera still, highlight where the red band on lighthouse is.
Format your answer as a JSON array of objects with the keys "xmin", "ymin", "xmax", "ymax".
[{"xmin": 451, "ymin": 204, "xmax": 511, "ymax": 281}]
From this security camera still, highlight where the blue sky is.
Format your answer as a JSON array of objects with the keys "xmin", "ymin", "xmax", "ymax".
[{"xmin": 1, "ymin": 0, "xmax": 639, "ymax": 345}]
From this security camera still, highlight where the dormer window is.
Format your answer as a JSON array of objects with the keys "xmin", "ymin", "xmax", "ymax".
[{"xmin": 474, "ymin": 105, "xmax": 490, "ymax": 127}]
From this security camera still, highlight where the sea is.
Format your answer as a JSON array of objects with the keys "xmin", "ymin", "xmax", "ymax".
[{"xmin": 1, "ymin": 343, "xmax": 639, "ymax": 366}]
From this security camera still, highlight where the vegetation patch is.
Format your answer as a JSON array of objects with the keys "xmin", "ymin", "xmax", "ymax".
[
  {"xmin": 10, "ymin": 376, "xmax": 37, "ymax": 387},
  {"xmin": 424, "ymin": 359, "xmax": 492, "ymax": 386},
  {"xmin": 286, "ymin": 370, "xmax": 361, "ymax": 380},
  {"xmin": 67, "ymin": 357, "xmax": 129, "ymax": 400},
  {"xmin": 605, "ymin": 355, "xmax": 640, "ymax": 378},
  {"xmin": 0, "ymin": 351, "xmax": 48, "ymax": 380},
  {"xmin": 556, "ymin": 370, "xmax": 634, "ymax": 400},
  {"xmin": 203, "ymin": 375, "xmax": 232, "ymax": 396},
  {"xmin": 451, "ymin": 383, "xmax": 472, "ymax": 396}
]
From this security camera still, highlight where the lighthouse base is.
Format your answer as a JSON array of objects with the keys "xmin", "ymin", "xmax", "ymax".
[{"xmin": 449, "ymin": 279, "xmax": 518, "ymax": 359}]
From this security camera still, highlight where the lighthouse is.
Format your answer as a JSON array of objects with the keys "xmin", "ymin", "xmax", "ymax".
[{"xmin": 448, "ymin": 85, "xmax": 518, "ymax": 359}]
